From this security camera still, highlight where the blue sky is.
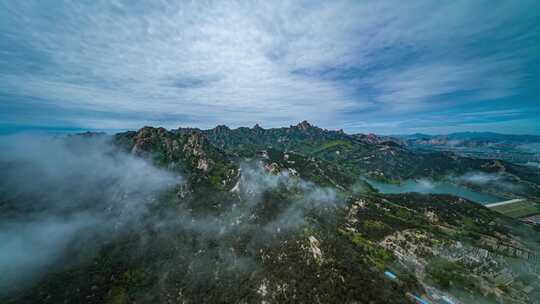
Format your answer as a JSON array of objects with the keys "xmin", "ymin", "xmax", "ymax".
[{"xmin": 1, "ymin": 0, "xmax": 539, "ymax": 135}]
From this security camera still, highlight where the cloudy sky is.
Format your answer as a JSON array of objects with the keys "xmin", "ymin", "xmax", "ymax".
[{"xmin": 1, "ymin": 0, "xmax": 539, "ymax": 134}]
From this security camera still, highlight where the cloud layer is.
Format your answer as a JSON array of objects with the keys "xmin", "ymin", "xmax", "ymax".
[{"xmin": 1, "ymin": 1, "xmax": 539, "ymax": 133}]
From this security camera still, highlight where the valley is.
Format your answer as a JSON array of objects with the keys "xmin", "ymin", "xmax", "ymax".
[{"xmin": 365, "ymin": 179, "xmax": 504, "ymax": 204}]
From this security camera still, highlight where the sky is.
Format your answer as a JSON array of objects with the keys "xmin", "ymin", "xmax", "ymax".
[{"xmin": 1, "ymin": 0, "xmax": 539, "ymax": 135}]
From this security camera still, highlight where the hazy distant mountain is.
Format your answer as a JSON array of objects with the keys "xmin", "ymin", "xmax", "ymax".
[
  {"xmin": 397, "ymin": 132, "xmax": 540, "ymax": 143},
  {"xmin": 394, "ymin": 132, "xmax": 540, "ymax": 166}
]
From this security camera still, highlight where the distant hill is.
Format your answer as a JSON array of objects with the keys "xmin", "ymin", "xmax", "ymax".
[
  {"xmin": 394, "ymin": 132, "xmax": 540, "ymax": 166},
  {"xmin": 396, "ymin": 132, "xmax": 540, "ymax": 143}
]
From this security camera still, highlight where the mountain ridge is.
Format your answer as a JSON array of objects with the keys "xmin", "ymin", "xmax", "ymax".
[
  {"xmin": 109, "ymin": 121, "xmax": 540, "ymax": 199},
  {"xmin": 2, "ymin": 122, "xmax": 540, "ymax": 304}
]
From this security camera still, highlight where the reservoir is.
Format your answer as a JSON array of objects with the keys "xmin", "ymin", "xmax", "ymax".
[{"xmin": 366, "ymin": 179, "xmax": 504, "ymax": 205}]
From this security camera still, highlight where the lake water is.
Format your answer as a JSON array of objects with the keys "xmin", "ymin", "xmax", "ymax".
[{"xmin": 366, "ymin": 179, "xmax": 503, "ymax": 205}]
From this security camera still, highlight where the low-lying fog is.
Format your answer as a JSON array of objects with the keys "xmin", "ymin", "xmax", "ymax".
[
  {"xmin": 0, "ymin": 135, "xmax": 340, "ymax": 296},
  {"xmin": 365, "ymin": 176, "xmax": 505, "ymax": 204},
  {"xmin": 0, "ymin": 134, "xmax": 181, "ymax": 293}
]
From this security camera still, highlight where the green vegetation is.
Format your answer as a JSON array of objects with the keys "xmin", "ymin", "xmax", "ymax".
[
  {"xmin": 426, "ymin": 257, "xmax": 468, "ymax": 290},
  {"xmin": 120, "ymin": 269, "xmax": 146, "ymax": 287},
  {"xmin": 4, "ymin": 122, "xmax": 540, "ymax": 304},
  {"xmin": 312, "ymin": 140, "xmax": 353, "ymax": 154},
  {"xmin": 489, "ymin": 200, "xmax": 540, "ymax": 218},
  {"xmin": 363, "ymin": 220, "xmax": 390, "ymax": 233},
  {"xmin": 106, "ymin": 286, "xmax": 126, "ymax": 304},
  {"xmin": 339, "ymin": 229, "xmax": 394, "ymax": 271}
]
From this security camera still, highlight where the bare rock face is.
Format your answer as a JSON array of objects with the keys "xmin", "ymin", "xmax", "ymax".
[
  {"xmin": 296, "ymin": 120, "xmax": 312, "ymax": 131},
  {"xmin": 131, "ymin": 126, "xmax": 170, "ymax": 157},
  {"xmin": 264, "ymin": 162, "xmax": 281, "ymax": 174},
  {"xmin": 183, "ymin": 132, "xmax": 207, "ymax": 158},
  {"xmin": 130, "ymin": 127, "xmax": 211, "ymax": 168},
  {"xmin": 183, "ymin": 132, "xmax": 215, "ymax": 172},
  {"xmin": 197, "ymin": 158, "xmax": 210, "ymax": 172},
  {"xmin": 126, "ymin": 126, "xmax": 238, "ymax": 190}
]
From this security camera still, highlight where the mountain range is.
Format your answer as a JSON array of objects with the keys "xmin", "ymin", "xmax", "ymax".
[
  {"xmin": 395, "ymin": 132, "xmax": 540, "ymax": 166},
  {"xmin": 1, "ymin": 122, "xmax": 540, "ymax": 304}
]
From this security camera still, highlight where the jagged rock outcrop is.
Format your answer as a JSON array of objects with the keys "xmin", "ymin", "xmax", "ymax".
[{"xmin": 118, "ymin": 126, "xmax": 238, "ymax": 190}]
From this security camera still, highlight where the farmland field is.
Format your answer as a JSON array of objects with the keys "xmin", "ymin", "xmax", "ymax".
[{"xmin": 488, "ymin": 200, "xmax": 540, "ymax": 218}]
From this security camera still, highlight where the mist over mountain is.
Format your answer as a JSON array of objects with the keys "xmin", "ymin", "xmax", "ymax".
[
  {"xmin": 0, "ymin": 134, "xmax": 181, "ymax": 294},
  {"xmin": 2, "ymin": 0, "xmax": 540, "ymax": 302},
  {"xmin": 0, "ymin": 122, "xmax": 539, "ymax": 304}
]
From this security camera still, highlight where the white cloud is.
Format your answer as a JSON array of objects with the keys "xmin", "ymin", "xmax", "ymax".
[
  {"xmin": 366, "ymin": 61, "xmax": 519, "ymax": 111},
  {"xmin": 0, "ymin": 0, "xmax": 537, "ymax": 131},
  {"xmin": 0, "ymin": 134, "xmax": 182, "ymax": 290}
]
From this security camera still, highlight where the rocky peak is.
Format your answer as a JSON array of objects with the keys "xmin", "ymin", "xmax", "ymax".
[
  {"xmin": 131, "ymin": 127, "xmax": 205, "ymax": 156},
  {"xmin": 353, "ymin": 133, "xmax": 384, "ymax": 145},
  {"xmin": 366, "ymin": 133, "xmax": 379, "ymax": 142},
  {"xmin": 213, "ymin": 125, "xmax": 230, "ymax": 133},
  {"xmin": 183, "ymin": 131, "xmax": 209, "ymax": 158},
  {"xmin": 130, "ymin": 127, "xmax": 220, "ymax": 174},
  {"xmin": 133, "ymin": 126, "xmax": 168, "ymax": 140},
  {"xmin": 131, "ymin": 126, "xmax": 171, "ymax": 155},
  {"xmin": 296, "ymin": 120, "xmax": 312, "ymax": 131},
  {"xmin": 252, "ymin": 123, "xmax": 266, "ymax": 133},
  {"xmin": 72, "ymin": 131, "xmax": 106, "ymax": 137}
]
